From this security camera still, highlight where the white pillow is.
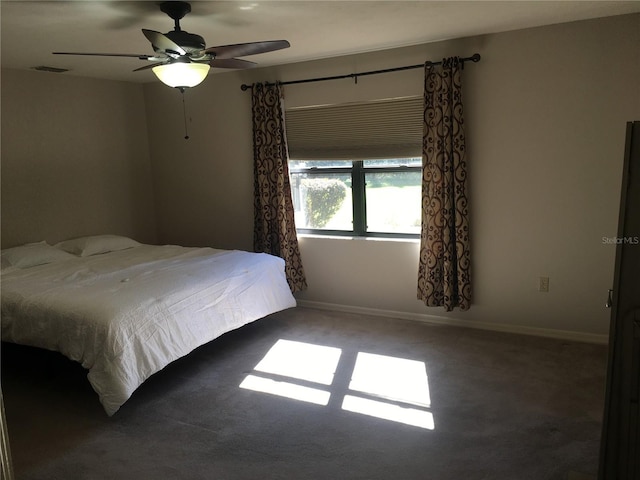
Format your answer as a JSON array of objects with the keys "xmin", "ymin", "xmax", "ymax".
[
  {"xmin": 56, "ymin": 235, "xmax": 141, "ymax": 257},
  {"xmin": 1, "ymin": 241, "xmax": 76, "ymax": 269}
]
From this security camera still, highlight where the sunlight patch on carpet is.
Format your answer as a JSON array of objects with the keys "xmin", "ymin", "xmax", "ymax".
[
  {"xmin": 240, "ymin": 339, "xmax": 435, "ymax": 429},
  {"xmin": 342, "ymin": 395, "xmax": 435, "ymax": 429},
  {"xmin": 239, "ymin": 340, "xmax": 339, "ymax": 405},
  {"xmin": 343, "ymin": 352, "xmax": 434, "ymax": 429},
  {"xmin": 349, "ymin": 352, "xmax": 431, "ymax": 407},
  {"xmin": 253, "ymin": 339, "xmax": 342, "ymax": 385},
  {"xmin": 240, "ymin": 375, "xmax": 331, "ymax": 405}
]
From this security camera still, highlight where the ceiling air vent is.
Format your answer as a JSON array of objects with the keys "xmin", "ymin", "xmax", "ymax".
[{"xmin": 32, "ymin": 66, "xmax": 69, "ymax": 73}]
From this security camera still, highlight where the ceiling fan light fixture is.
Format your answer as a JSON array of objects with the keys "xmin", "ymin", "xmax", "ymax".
[{"xmin": 152, "ymin": 62, "xmax": 210, "ymax": 89}]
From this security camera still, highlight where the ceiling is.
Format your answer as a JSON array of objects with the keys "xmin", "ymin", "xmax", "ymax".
[{"xmin": 2, "ymin": 1, "xmax": 639, "ymax": 84}]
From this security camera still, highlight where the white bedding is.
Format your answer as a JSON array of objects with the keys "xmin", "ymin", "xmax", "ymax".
[{"xmin": 1, "ymin": 244, "xmax": 296, "ymax": 415}]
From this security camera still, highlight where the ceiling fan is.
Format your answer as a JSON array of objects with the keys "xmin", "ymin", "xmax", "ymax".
[{"xmin": 53, "ymin": 1, "xmax": 290, "ymax": 90}]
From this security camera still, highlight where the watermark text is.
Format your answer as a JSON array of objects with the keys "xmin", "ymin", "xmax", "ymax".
[{"xmin": 602, "ymin": 236, "xmax": 640, "ymax": 245}]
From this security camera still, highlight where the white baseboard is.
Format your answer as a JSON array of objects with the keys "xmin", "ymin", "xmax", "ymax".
[{"xmin": 295, "ymin": 300, "xmax": 609, "ymax": 345}]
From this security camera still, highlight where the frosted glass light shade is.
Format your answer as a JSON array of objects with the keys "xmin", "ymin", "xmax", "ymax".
[{"xmin": 152, "ymin": 62, "xmax": 210, "ymax": 88}]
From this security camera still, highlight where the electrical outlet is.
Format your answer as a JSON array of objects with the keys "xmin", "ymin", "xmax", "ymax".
[{"xmin": 538, "ymin": 276, "xmax": 549, "ymax": 292}]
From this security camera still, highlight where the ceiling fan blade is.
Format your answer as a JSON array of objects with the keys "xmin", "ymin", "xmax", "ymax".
[
  {"xmin": 53, "ymin": 52, "xmax": 156, "ymax": 59},
  {"xmin": 203, "ymin": 40, "xmax": 290, "ymax": 59},
  {"xmin": 209, "ymin": 58, "xmax": 257, "ymax": 69},
  {"xmin": 142, "ymin": 29, "xmax": 186, "ymax": 56},
  {"xmin": 133, "ymin": 62, "xmax": 167, "ymax": 72}
]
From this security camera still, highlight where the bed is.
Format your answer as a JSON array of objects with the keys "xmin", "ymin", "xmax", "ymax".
[{"xmin": 0, "ymin": 235, "xmax": 296, "ymax": 416}]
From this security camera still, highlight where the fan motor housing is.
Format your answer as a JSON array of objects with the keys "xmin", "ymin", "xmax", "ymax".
[{"xmin": 165, "ymin": 30, "xmax": 205, "ymax": 53}]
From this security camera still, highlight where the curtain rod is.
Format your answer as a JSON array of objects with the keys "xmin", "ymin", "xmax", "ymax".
[{"xmin": 240, "ymin": 53, "xmax": 480, "ymax": 91}]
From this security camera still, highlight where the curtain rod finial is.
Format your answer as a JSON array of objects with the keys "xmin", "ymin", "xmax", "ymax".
[{"xmin": 241, "ymin": 84, "xmax": 250, "ymax": 91}]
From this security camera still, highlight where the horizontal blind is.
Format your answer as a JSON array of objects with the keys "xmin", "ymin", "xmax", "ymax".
[{"xmin": 285, "ymin": 96, "xmax": 423, "ymax": 160}]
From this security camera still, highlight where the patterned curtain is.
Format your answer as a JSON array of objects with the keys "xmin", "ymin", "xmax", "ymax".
[
  {"xmin": 251, "ymin": 83, "xmax": 307, "ymax": 293},
  {"xmin": 417, "ymin": 57, "xmax": 471, "ymax": 311}
]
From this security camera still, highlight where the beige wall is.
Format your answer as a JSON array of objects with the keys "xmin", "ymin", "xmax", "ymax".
[
  {"xmin": 145, "ymin": 14, "xmax": 639, "ymax": 339},
  {"xmin": 1, "ymin": 69, "xmax": 157, "ymax": 247},
  {"xmin": 143, "ymin": 72, "xmax": 255, "ymax": 250}
]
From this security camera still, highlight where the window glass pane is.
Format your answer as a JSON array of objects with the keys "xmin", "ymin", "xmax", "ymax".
[
  {"xmin": 365, "ymin": 170, "xmax": 421, "ymax": 234},
  {"xmin": 363, "ymin": 157, "xmax": 422, "ymax": 168},
  {"xmin": 290, "ymin": 172, "xmax": 353, "ymax": 231}
]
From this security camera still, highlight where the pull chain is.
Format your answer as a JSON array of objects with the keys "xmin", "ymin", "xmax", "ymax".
[{"xmin": 179, "ymin": 87, "xmax": 190, "ymax": 140}]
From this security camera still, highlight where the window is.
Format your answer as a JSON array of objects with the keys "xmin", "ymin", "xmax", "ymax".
[
  {"xmin": 289, "ymin": 157, "xmax": 421, "ymax": 237},
  {"xmin": 285, "ymin": 96, "xmax": 423, "ymax": 238}
]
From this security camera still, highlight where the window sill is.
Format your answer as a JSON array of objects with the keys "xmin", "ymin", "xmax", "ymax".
[{"xmin": 297, "ymin": 233, "xmax": 419, "ymax": 244}]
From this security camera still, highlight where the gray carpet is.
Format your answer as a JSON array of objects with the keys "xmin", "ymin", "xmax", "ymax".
[{"xmin": 1, "ymin": 307, "xmax": 607, "ymax": 479}]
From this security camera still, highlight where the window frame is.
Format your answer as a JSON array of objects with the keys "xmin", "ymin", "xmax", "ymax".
[{"xmin": 289, "ymin": 159, "xmax": 422, "ymax": 239}]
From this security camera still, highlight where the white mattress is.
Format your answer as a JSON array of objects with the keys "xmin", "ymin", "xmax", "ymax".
[{"xmin": 1, "ymin": 245, "xmax": 296, "ymax": 415}]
